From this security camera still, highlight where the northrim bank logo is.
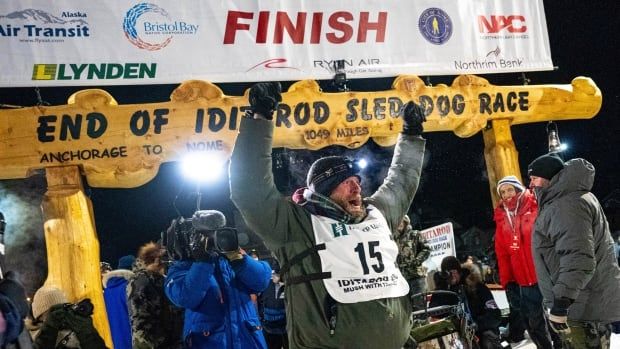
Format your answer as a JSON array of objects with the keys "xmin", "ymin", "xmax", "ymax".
[{"xmin": 123, "ymin": 3, "xmax": 198, "ymax": 51}]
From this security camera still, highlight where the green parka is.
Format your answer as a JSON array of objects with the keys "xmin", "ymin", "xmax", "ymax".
[
  {"xmin": 532, "ymin": 158, "xmax": 620, "ymax": 322},
  {"xmin": 230, "ymin": 118, "xmax": 426, "ymax": 349}
]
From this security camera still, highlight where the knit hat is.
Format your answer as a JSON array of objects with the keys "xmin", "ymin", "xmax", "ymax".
[
  {"xmin": 117, "ymin": 255, "xmax": 135, "ymax": 270},
  {"xmin": 441, "ymin": 256, "xmax": 461, "ymax": 272},
  {"xmin": 32, "ymin": 286, "xmax": 68, "ymax": 320},
  {"xmin": 307, "ymin": 156, "xmax": 360, "ymax": 196},
  {"xmin": 528, "ymin": 153, "xmax": 565, "ymax": 180},
  {"xmin": 496, "ymin": 175, "xmax": 525, "ymax": 195}
]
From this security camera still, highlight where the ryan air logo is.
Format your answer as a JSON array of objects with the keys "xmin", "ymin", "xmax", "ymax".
[
  {"xmin": 418, "ymin": 8, "xmax": 452, "ymax": 45},
  {"xmin": 0, "ymin": 8, "xmax": 89, "ymax": 42},
  {"xmin": 331, "ymin": 223, "xmax": 348, "ymax": 238},
  {"xmin": 32, "ymin": 63, "xmax": 157, "ymax": 81},
  {"xmin": 123, "ymin": 3, "xmax": 199, "ymax": 51}
]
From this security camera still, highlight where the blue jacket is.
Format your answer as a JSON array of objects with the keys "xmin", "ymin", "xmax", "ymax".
[
  {"xmin": 165, "ymin": 255, "xmax": 271, "ymax": 349},
  {"xmin": 103, "ymin": 269, "xmax": 134, "ymax": 349}
]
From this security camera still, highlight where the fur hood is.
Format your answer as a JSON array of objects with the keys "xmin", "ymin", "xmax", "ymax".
[
  {"xmin": 102, "ymin": 269, "xmax": 134, "ymax": 288},
  {"xmin": 460, "ymin": 262, "xmax": 483, "ymax": 293}
]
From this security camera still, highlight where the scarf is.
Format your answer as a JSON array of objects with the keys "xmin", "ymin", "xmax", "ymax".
[
  {"xmin": 291, "ymin": 187, "xmax": 367, "ymax": 224},
  {"xmin": 501, "ymin": 192, "xmax": 523, "ymax": 232}
]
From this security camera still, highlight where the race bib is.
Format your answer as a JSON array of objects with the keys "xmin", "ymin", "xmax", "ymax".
[{"xmin": 311, "ymin": 205, "xmax": 409, "ymax": 303}]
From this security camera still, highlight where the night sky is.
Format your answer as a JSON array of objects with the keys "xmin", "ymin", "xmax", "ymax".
[{"xmin": 0, "ymin": 1, "xmax": 618, "ymax": 294}]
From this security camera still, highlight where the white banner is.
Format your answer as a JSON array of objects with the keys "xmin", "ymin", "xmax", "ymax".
[
  {"xmin": 0, "ymin": 0, "xmax": 552, "ymax": 86},
  {"xmin": 420, "ymin": 223, "xmax": 456, "ymax": 271}
]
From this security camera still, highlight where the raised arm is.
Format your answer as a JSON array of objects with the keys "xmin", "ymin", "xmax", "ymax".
[
  {"xmin": 368, "ymin": 101, "xmax": 426, "ymax": 228},
  {"xmin": 230, "ymin": 83, "xmax": 301, "ymax": 249}
]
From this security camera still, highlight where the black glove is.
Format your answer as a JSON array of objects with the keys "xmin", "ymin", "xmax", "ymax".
[
  {"xmin": 0, "ymin": 272, "xmax": 29, "ymax": 319},
  {"xmin": 63, "ymin": 307, "xmax": 107, "ymax": 349},
  {"xmin": 64, "ymin": 306, "xmax": 95, "ymax": 332},
  {"xmin": 45, "ymin": 304, "xmax": 70, "ymax": 329},
  {"xmin": 166, "ymin": 218, "xmax": 192, "ymax": 261},
  {"xmin": 248, "ymin": 82, "xmax": 282, "ymax": 120},
  {"xmin": 548, "ymin": 297, "xmax": 573, "ymax": 335},
  {"xmin": 189, "ymin": 233, "xmax": 219, "ymax": 263},
  {"xmin": 402, "ymin": 101, "xmax": 426, "ymax": 136}
]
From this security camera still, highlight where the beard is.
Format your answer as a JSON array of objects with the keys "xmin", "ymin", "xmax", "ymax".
[{"xmin": 331, "ymin": 194, "xmax": 366, "ymax": 219}]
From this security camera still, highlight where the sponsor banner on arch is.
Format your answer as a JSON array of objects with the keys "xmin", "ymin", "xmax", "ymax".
[{"xmin": 0, "ymin": 0, "xmax": 552, "ymax": 86}]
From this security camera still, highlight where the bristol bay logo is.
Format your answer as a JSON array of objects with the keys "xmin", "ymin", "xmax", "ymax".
[
  {"xmin": 123, "ymin": 3, "xmax": 198, "ymax": 51},
  {"xmin": 0, "ymin": 8, "xmax": 89, "ymax": 42},
  {"xmin": 418, "ymin": 8, "xmax": 452, "ymax": 45}
]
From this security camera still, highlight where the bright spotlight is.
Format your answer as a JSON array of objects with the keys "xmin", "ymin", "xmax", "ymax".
[
  {"xmin": 559, "ymin": 143, "xmax": 568, "ymax": 151},
  {"xmin": 357, "ymin": 158, "xmax": 368, "ymax": 169},
  {"xmin": 181, "ymin": 152, "xmax": 226, "ymax": 183}
]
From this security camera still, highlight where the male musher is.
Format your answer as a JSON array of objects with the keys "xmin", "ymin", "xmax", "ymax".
[{"xmin": 230, "ymin": 82, "xmax": 426, "ymax": 348}]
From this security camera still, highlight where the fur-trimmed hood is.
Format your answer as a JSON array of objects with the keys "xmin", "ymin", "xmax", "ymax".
[
  {"xmin": 460, "ymin": 263, "xmax": 483, "ymax": 293},
  {"xmin": 103, "ymin": 269, "xmax": 134, "ymax": 288}
]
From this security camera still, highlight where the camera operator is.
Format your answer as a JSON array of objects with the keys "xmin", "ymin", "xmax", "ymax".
[
  {"xmin": 29, "ymin": 286, "xmax": 106, "ymax": 349},
  {"xmin": 164, "ymin": 210, "xmax": 271, "ymax": 349}
]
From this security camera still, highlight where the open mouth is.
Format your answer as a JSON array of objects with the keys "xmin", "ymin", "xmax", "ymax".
[{"xmin": 348, "ymin": 198, "xmax": 362, "ymax": 209}]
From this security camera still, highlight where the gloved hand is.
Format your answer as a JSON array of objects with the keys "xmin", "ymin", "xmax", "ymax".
[
  {"xmin": 189, "ymin": 233, "xmax": 219, "ymax": 263},
  {"xmin": 401, "ymin": 101, "xmax": 426, "ymax": 136},
  {"xmin": 63, "ymin": 307, "xmax": 108, "ymax": 348},
  {"xmin": 548, "ymin": 297, "xmax": 573, "ymax": 335},
  {"xmin": 64, "ymin": 307, "xmax": 94, "ymax": 332},
  {"xmin": 0, "ymin": 272, "xmax": 29, "ymax": 319},
  {"xmin": 166, "ymin": 218, "xmax": 192, "ymax": 261},
  {"xmin": 548, "ymin": 313, "xmax": 570, "ymax": 335},
  {"xmin": 248, "ymin": 82, "xmax": 282, "ymax": 120},
  {"xmin": 45, "ymin": 304, "xmax": 70, "ymax": 329},
  {"xmin": 34, "ymin": 304, "xmax": 68, "ymax": 348}
]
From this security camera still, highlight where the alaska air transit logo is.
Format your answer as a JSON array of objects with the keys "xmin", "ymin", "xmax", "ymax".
[
  {"xmin": 123, "ymin": 3, "xmax": 172, "ymax": 51},
  {"xmin": 418, "ymin": 8, "xmax": 452, "ymax": 45},
  {"xmin": 0, "ymin": 8, "xmax": 89, "ymax": 41}
]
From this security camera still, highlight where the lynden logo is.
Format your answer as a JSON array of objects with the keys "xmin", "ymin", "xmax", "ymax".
[
  {"xmin": 0, "ymin": 9, "xmax": 89, "ymax": 42},
  {"xmin": 478, "ymin": 15, "xmax": 527, "ymax": 34},
  {"xmin": 32, "ymin": 63, "xmax": 157, "ymax": 81},
  {"xmin": 123, "ymin": 3, "xmax": 198, "ymax": 51},
  {"xmin": 418, "ymin": 8, "xmax": 452, "ymax": 45}
]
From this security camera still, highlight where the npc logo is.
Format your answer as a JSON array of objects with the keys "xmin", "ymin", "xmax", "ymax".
[
  {"xmin": 418, "ymin": 8, "xmax": 452, "ymax": 45},
  {"xmin": 123, "ymin": 3, "xmax": 198, "ymax": 51}
]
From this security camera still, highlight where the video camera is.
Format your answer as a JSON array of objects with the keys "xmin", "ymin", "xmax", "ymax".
[
  {"xmin": 162, "ymin": 210, "xmax": 239, "ymax": 261},
  {"xmin": 64, "ymin": 298, "xmax": 94, "ymax": 317}
]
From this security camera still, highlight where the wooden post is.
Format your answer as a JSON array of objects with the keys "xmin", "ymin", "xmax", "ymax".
[
  {"xmin": 483, "ymin": 119, "xmax": 523, "ymax": 208},
  {"xmin": 41, "ymin": 166, "xmax": 112, "ymax": 348}
]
